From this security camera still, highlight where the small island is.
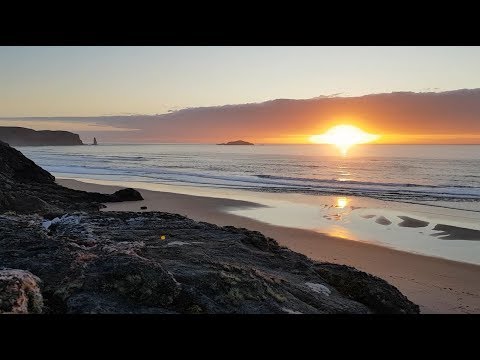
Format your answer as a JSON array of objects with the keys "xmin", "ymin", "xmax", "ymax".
[{"xmin": 217, "ymin": 140, "xmax": 254, "ymax": 145}]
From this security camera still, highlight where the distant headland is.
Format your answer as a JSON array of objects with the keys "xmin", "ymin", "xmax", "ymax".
[
  {"xmin": 217, "ymin": 140, "xmax": 254, "ymax": 145},
  {"xmin": 0, "ymin": 126, "xmax": 83, "ymax": 146}
]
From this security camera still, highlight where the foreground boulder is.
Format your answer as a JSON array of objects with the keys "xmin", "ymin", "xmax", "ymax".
[
  {"xmin": 0, "ymin": 212, "xmax": 419, "ymax": 314},
  {"xmin": 111, "ymin": 188, "xmax": 143, "ymax": 202},
  {"xmin": 0, "ymin": 140, "xmax": 143, "ymax": 214},
  {"xmin": 0, "ymin": 269, "xmax": 43, "ymax": 314}
]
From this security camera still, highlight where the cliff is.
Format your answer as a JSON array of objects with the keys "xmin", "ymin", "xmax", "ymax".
[{"xmin": 0, "ymin": 126, "xmax": 83, "ymax": 146}]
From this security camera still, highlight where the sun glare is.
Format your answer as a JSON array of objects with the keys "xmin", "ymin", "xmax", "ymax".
[
  {"xmin": 310, "ymin": 125, "xmax": 379, "ymax": 155},
  {"xmin": 335, "ymin": 197, "xmax": 348, "ymax": 209}
]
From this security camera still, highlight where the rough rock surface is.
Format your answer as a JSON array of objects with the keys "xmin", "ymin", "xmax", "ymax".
[
  {"xmin": 0, "ymin": 140, "xmax": 143, "ymax": 215},
  {"xmin": 0, "ymin": 212, "xmax": 419, "ymax": 314},
  {"xmin": 0, "ymin": 269, "xmax": 43, "ymax": 314}
]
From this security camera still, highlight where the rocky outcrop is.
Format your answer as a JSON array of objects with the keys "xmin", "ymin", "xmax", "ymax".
[
  {"xmin": 0, "ymin": 140, "xmax": 143, "ymax": 215},
  {"xmin": 0, "ymin": 140, "xmax": 54, "ymax": 184},
  {"xmin": 0, "ymin": 127, "xmax": 83, "ymax": 146},
  {"xmin": 0, "ymin": 212, "xmax": 419, "ymax": 314},
  {"xmin": 0, "ymin": 269, "xmax": 43, "ymax": 314}
]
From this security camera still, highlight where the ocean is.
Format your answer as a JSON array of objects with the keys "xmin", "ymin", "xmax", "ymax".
[{"xmin": 17, "ymin": 144, "xmax": 480, "ymax": 211}]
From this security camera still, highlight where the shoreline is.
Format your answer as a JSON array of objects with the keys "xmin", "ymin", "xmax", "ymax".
[
  {"xmin": 58, "ymin": 178, "xmax": 480, "ymax": 314},
  {"xmin": 57, "ymin": 176, "xmax": 480, "ymax": 265}
]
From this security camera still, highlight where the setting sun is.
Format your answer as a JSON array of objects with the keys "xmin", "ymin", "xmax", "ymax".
[{"xmin": 310, "ymin": 125, "xmax": 379, "ymax": 155}]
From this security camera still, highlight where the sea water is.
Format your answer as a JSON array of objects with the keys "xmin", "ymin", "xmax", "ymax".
[
  {"xmin": 16, "ymin": 143, "xmax": 480, "ymax": 264},
  {"xmin": 17, "ymin": 144, "xmax": 480, "ymax": 211}
]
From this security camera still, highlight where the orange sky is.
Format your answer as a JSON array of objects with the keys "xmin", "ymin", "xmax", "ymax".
[{"xmin": 2, "ymin": 89, "xmax": 480, "ymax": 144}]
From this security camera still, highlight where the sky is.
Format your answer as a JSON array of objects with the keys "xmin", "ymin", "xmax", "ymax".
[
  {"xmin": 2, "ymin": 46, "xmax": 480, "ymax": 117},
  {"xmin": 1, "ymin": 46, "xmax": 480, "ymax": 143}
]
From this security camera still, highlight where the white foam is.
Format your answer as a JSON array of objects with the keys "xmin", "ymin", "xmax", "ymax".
[
  {"xmin": 166, "ymin": 241, "xmax": 189, "ymax": 247},
  {"xmin": 281, "ymin": 307, "xmax": 303, "ymax": 314},
  {"xmin": 19, "ymin": 144, "xmax": 480, "ymax": 204}
]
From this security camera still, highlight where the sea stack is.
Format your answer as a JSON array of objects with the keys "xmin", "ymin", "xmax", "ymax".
[{"xmin": 93, "ymin": 137, "xmax": 98, "ymax": 145}]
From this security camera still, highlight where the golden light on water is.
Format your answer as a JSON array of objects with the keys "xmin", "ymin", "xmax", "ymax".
[
  {"xmin": 310, "ymin": 125, "xmax": 379, "ymax": 155},
  {"xmin": 327, "ymin": 225, "xmax": 355, "ymax": 240},
  {"xmin": 335, "ymin": 197, "xmax": 348, "ymax": 209}
]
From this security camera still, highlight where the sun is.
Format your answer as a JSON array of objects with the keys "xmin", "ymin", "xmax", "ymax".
[{"xmin": 309, "ymin": 125, "xmax": 379, "ymax": 155}]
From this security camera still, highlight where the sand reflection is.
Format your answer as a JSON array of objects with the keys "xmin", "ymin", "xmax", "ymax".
[
  {"xmin": 335, "ymin": 197, "xmax": 348, "ymax": 209},
  {"xmin": 327, "ymin": 225, "xmax": 356, "ymax": 240}
]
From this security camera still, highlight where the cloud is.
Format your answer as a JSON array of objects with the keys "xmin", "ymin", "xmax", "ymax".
[
  {"xmin": 0, "ymin": 120, "xmax": 138, "ymax": 132},
  {"xmin": 3, "ymin": 89, "xmax": 480, "ymax": 143}
]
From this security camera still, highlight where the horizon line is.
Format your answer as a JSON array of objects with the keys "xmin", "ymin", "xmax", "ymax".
[{"xmin": 83, "ymin": 142, "xmax": 480, "ymax": 146}]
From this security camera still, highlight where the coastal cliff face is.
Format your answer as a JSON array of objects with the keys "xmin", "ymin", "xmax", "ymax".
[
  {"xmin": 0, "ymin": 126, "xmax": 83, "ymax": 146},
  {"xmin": 0, "ymin": 140, "xmax": 420, "ymax": 314}
]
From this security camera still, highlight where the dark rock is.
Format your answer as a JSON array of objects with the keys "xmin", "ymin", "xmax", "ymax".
[
  {"xmin": 314, "ymin": 263, "xmax": 420, "ymax": 314},
  {"xmin": 6, "ymin": 193, "xmax": 63, "ymax": 214},
  {"xmin": 0, "ymin": 212, "xmax": 420, "ymax": 314},
  {"xmin": 0, "ymin": 269, "xmax": 44, "ymax": 314},
  {"xmin": 0, "ymin": 140, "xmax": 143, "ymax": 215},
  {"xmin": 43, "ymin": 211, "xmax": 67, "ymax": 221},
  {"xmin": 0, "ymin": 140, "xmax": 55, "ymax": 184},
  {"xmin": 65, "ymin": 292, "xmax": 176, "ymax": 314},
  {"xmin": 0, "ymin": 126, "xmax": 83, "ymax": 146},
  {"xmin": 141, "ymin": 206, "xmax": 148, "ymax": 210},
  {"xmin": 111, "ymin": 188, "xmax": 144, "ymax": 202},
  {"xmin": 84, "ymin": 254, "xmax": 181, "ymax": 306}
]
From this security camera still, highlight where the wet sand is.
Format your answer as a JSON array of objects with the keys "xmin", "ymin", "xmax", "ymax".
[{"xmin": 58, "ymin": 178, "xmax": 480, "ymax": 314}]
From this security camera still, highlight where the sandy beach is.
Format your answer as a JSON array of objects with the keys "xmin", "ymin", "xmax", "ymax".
[{"xmin": 58, "ymin": 178, "xmax": 480, "ymax": 314}]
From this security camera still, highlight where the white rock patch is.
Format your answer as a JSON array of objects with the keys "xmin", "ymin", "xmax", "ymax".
[
  {"xmin": 305, "ymin": 282, "xmax": 331, "ymax": 296},
  {"xmin": 282, "ymin": 307, "xmax": 303, "ymax": 314},
  {"xmin": 43, "ymin": 215, "xmax": 81, "ymax": 230},
  {"xmin": 166, "ymin": 241, "xmax": 190, "ymax": 247},
  {"xmin": 42, "ymin": 220, "xmax": 52, "ymax": 230}
]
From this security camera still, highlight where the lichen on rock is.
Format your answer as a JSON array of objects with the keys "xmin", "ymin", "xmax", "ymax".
[{"xmin": 0, "ymin": 269, "xmax": 43, "ymax": 314}]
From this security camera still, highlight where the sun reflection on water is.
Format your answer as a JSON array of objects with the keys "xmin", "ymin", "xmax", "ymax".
[
  {"xmin": 327, "ymin": 225, "xmax": 356, "ymax": 240},
  {"xmin": 335, "ymin": 197, "xmax": 348, "ymax": 209}
]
